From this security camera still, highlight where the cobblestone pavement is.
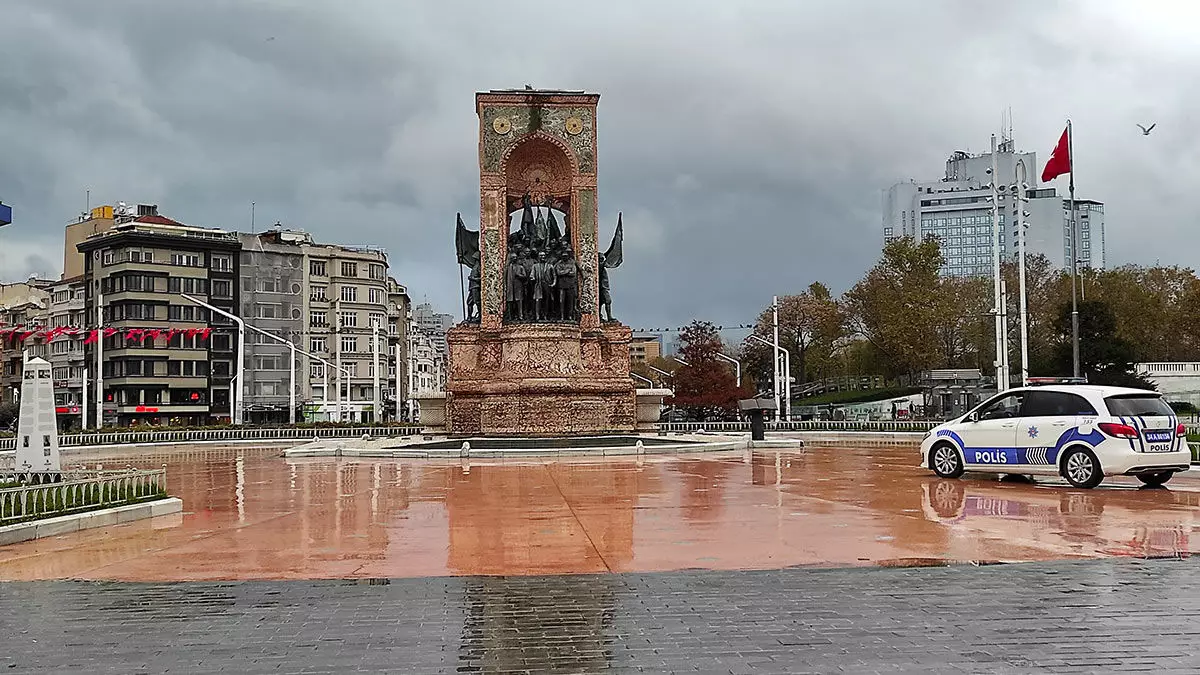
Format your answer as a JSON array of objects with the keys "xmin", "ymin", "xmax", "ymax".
[{"xmin": 3, "ymin": 557, "xmax": 1199, "ymax": 673}]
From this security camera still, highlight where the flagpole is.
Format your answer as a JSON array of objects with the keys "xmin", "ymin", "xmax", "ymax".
[{"xmin": 1068, "ymin": 119, "xmax": 1080, "ymax": 378}]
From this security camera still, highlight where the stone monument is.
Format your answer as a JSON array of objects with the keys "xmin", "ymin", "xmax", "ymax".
[
  {"xmin": 446, "ymin": 88, "xmax": 636, "ymax": 436},
  {"xmin": 16, "ymin": 356, "xmax": 62, "ymax": 475}
]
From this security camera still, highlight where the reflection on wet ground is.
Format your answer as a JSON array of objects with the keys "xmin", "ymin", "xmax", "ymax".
[{"xmin": 0, "ymin": 443, "xmax": 1196, "ymax": 581}]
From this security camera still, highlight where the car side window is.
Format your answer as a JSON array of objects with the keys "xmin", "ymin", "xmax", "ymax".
[
  {"xmin": 977, "ymin": 393, "xmax": 1024, "ymax": 420},
  {"xmin": 1022, "ymin": 391, "xmax": 1098, "ymax": 417}
]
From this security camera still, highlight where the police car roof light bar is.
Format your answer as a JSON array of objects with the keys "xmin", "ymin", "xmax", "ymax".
[{"xmin": 1026, "ymin": 376, "xmax": 1088, "ymax": 386}]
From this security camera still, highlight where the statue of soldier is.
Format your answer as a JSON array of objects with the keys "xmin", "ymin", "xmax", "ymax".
[
  {"xmin": 529, "ymin": 251, "xmax": 557, "ymax": 322},
  {"xmin": 505, "ymin": 249, "xmax": 528, "ymax": 321},
  {"xmin": 466, "ymin": 258, "xmax": 482, "ymax": 323},
  {"xmin": 554, "ymin": 247, "xmax": 579, "ymax": 322}
]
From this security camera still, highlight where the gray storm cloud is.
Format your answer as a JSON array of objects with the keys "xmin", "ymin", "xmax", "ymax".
[{"xmin": 1, "ymin": 0, "xmax": 1198, "ymax": 331}]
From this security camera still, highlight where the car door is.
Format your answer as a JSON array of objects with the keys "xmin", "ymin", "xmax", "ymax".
[
  {"xmin": 1016, "ymin": 390, "xmax": 1098, "ymax": 468},
  {"xmin": 959, "ymin": 392, "xmax": 1024, "ymax": 467}
]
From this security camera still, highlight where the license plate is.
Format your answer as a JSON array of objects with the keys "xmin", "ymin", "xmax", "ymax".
[
  {"xmin": 1147, "ymin": 443, "xmax": 1173, "ymax": 453},
  {"xmin": 1144, "ymin": 431, "xmax": 1173, "ymax": 443}
]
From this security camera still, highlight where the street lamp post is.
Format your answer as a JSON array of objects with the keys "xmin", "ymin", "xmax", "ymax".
[
  {"xmin": 181, "ymin": 293, "xmax": 243, "ymax": 425},
  {"xmin": 748, "ymin": 334, "xmax": 790, "ymax": 421},
  {"xmin": 232, "ymin": 318, "xmax": 346, "ymax": 424},
  {"xmin": 646, "ymin": 364, "xmax": 676, "ymax": 422},
  {"xmin": 713, "ymin": 352, "xmax": 741, "ymax": 387}
]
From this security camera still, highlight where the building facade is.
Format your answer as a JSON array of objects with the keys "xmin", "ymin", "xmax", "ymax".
[
  {"xmin": 630, "ymin": 334, "xmax": 663, "ymax": 364},
  {"xmin": 882, "ymin": 141, "xmax": 1105, "ymax": 277},
  {"xmin": 78, "ymin": 206, "xmax": 241, "ymax": 426}
]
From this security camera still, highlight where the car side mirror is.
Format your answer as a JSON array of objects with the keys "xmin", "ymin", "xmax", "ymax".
[{"xmin": 966, "ymin": 412, "xmax": 979, "ymax": 423}]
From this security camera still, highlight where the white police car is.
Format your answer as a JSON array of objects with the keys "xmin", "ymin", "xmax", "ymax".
[{"xmin": 921, "ymin": 381, "xmax": 1191, "ymax": 489}]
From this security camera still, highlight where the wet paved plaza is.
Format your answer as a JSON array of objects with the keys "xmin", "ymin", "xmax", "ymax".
[
  {"xmin": 0, "ymin": 442, "xmax": 1196, "ymax": 580},
  {"xmin": 3, "ymin": 442, "xmax": 1200, "ymax": 672}
]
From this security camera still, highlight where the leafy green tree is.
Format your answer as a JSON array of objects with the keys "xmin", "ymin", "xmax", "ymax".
[
  {"xmin": 1050, "ymin": 299, "xmax": 1154, "ymax": 388},
  {"xmin": 671, "ymin": 321, "xmax": 750, "ymax": 420}
]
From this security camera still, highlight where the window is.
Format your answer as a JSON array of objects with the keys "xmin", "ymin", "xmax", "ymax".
[
  {"xmin": 1021, "ymin": 391, "xmax": 1097, "ymax": 417},
  {"xmin": 369, "ymin": 264, "xmax": 385, "ymax": 280},
  {"xmin": 212, "ymin": 279, "xmax": 232, "ymax": 298},
  {"xmin": 368, "ymin": 288, "xmax": 383, "ymax": 304},
  {"xmin": 340, "ymin": 286, "xmax": 357, "ymax": 302},
  {"xmin": 170, "ymin": 253, "xmax": 201, "ymax": 267},
  {"xmin": 255, "ymin": 355, "xmax": 283, "ymax": 370},
  {"xmin": 260, "ymin": 278, "xmax": 279, "ymax": 293},
  {"xmin": 311, "ymin": 363, "xmax": 325, "ymax": 378},
  {"xmin": 341, "ymin": 336, "xmax": 357, "ymax": 353},
  {"xmin": 310, "ymin": 285, "xmax": 327, "ymax": 301},
  {"xmin": 975, "ymin": 393, "xmax": 1025, "ymax": 420},
  {"xmin": 211, "ymin": 254, "xmax": 232, "ymax": 272},
  {"xmin": 369, "ymin": 312, "xmax": 385, "ymax": 328},
  {"xmin": 103, "ymin": 251, "xmax": 114, "ymax": 265},
  {"xmin": 256, "ymin": 303, "xmax": 280, "ymax": 319},
  {"xmin": 311, "ymin": 311, "xmax": 327, "ymax": 327},
  {"xmin": 339, "ymin": 311, "xmax": 357, "ymax": 328},
  {"xmin": 310, "ymin": 337, "xmax": 327, "ymax": 353},
  {"xmin": 1105, "ymin": 395, "xmax": 1173, "ymax": 417},
  {"xmin": 310, "ymin": 260, "xmax": 327, "ymax": 277},
  {"xmin": 341, "ymin": 262, "xmax": 357, "ymax": 277}
]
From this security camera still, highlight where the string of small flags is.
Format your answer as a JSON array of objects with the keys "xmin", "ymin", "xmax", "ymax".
[
  {"xmin": 0, "ymin": 325, "xmax": 213, "ymax": 346},
  {"xmin": 632, "ymin": 323, "xmax": 757, "ymax": 334}
]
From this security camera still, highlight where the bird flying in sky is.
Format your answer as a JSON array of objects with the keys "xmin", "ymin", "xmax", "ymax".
[{"xmin": 1138, "ymin": 123, "xmax": 1156, "ymax": 135}]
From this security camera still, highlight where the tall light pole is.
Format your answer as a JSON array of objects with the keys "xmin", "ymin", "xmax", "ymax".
[
  {"xmin": 988, "ymin": 135, "xmax": 1007, "ymax": 394},
  {"xmin": 181, "ymin": 293, "xmax": 244, "ymax": 425},
  {"xmin": 748, "ymin": 334, "xmax": 789, "ymax": 421},
  {"xmin": 372, "ymin": 321, "xmax": 381, "ymax": 424},
  {"xmin": 772, "ymin": 296, "xmax": 781, "ymax": 420},
  {"xmin": 1013, "ymin": 160, "xmax": 1030, "ymax": 386},
  {"xmin": 95, "ymin": 289, "xmax": 104, "ymax": 428}
]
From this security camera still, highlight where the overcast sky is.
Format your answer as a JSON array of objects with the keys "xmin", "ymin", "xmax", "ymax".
[{"xmin": 2, "ymin": 0, "xmax": 1198, "ymax": 333}]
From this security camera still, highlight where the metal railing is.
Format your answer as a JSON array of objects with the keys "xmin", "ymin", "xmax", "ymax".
[
  {"xmin": 0, "ymin": 425, "xmax": 423, "ymax": 451},
  {"xmin": 0, "ymin": 468, "xmax": 167, "ymax": 525},
  {"xmin": 656, "ymin": 420, "xmax": 940, "ymax": 434}
]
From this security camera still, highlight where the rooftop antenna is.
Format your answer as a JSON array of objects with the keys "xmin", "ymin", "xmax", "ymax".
[
  {"xmin": 86, "ymin": 189, "xmax": 90, "ymax": 213},
  {"xmin": 250, "ymin": 201, "xmax": 256, "ymax": 234}
]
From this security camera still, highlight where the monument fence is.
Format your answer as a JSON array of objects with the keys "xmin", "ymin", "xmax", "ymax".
[
  {"xmin": 0, "ymin": 425, "xmax": 421, "ymax": 451},
  {"xmin": 0, "ymin": 468, "xmax": 167, "ymax": 525}
]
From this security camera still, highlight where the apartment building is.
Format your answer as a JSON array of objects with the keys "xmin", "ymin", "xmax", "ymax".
[
  {"xmin": 77, "ymin": 206, "xmax": 241, "ymax": 426},
  {"xmin": 0, "ymin": 279, "xmax": 53, "ymax": 408}
]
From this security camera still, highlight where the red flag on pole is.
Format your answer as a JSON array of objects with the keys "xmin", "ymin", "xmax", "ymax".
[{"xmin": 1041, "ymin": 126, "xmax": 1071, "ymax": 182}]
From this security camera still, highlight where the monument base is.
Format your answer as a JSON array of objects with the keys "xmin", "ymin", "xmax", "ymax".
[{"xmin": 446, "ymin": 322, "xmax": 636, "ymax": 436}]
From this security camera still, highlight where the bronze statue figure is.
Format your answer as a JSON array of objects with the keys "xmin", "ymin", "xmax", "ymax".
[
  {"xmin": 455, "ymin": 212, "xmax": 482, "ymax": 323},
  {"xmin": 598, "ymin": 213, "xmax": 623, "ymax": 322},
  {"xmin": 505, "ymin": 249, "xmax": 528, "ymax": 321},
  {"xmin": 554, "ymin": 247, "xmax": 579, "ymax": 321},
  {"xmin": 529, "ymin": 251, "xmax": 557, "ymax": 321}
]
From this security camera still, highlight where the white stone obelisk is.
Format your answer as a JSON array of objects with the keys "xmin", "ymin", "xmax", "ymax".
[{"xmin": 16, "ymin": 356, "xmax": 61, "ymax": 473}]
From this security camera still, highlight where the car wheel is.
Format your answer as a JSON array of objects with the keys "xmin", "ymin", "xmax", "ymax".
[
  {"xmin": 930, "ymin": 443, "xmax": 964, "ymax": 479},
  {"xmin": 1061, "ymin": 447, "xmax": 1103, "ymax": 489},
  {"xmin": 1137, "ymin": 471, "xmax": 1174, "ymax": 487}
]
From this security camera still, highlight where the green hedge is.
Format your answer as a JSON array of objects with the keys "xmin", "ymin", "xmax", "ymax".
[{"xmin": 796, "ymin": 387, "xmax": 922, "ymax": 408}]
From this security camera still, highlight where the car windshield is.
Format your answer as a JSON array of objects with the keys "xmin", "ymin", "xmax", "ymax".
[{"xmin": 1104, "ymin": 394, "xmax": 1173, "ymax": 417}]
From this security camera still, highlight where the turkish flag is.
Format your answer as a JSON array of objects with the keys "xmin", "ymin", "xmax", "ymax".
[{"xmin": 1041, "ymin": 126, "xmax": 1071, "ymax": 182}]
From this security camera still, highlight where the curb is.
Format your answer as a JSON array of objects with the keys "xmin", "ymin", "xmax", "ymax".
[{"xmin": 0, "ymin": 497, "xmax": 183, "ymax": 546}]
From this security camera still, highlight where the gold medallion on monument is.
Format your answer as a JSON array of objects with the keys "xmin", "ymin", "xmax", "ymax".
[
  {"xmin": 565, "ymin": 116, "xmax": 584, "ymax": 135},
  {"xmin": 492, "ymin": 116, "xmax": 512, "ymax": 135}
]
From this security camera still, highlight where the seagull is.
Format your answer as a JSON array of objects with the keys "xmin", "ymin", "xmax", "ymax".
[
  {"xmin": 1138, "ymin": 123, "xmax": 1156, "ymax": 135},
  {"xmin": 265, "ymin": 36, "xmax": 275, "ymax": 42}
]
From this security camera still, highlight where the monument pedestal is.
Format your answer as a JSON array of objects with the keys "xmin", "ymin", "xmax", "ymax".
[{"xmin": 446, "ymin": 323, "xmax": 636, "ymax": 436}]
